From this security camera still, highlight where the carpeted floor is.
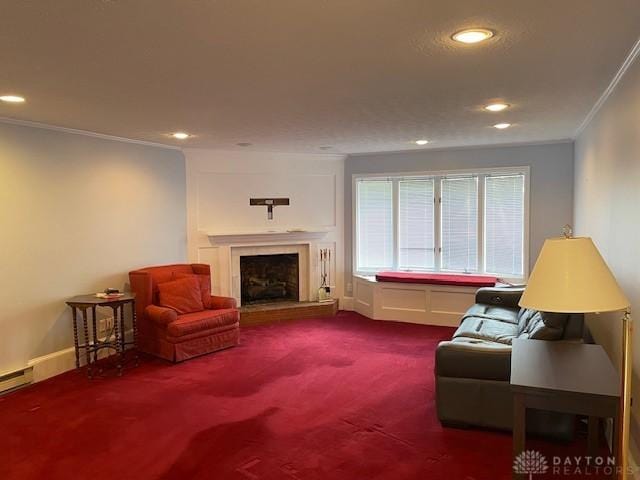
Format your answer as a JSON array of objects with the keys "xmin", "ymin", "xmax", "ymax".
[{"xmin": 1, "ymin": 312, "xmax": 608, "ymax": 479}]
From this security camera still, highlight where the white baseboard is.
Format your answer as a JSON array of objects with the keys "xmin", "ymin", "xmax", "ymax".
[
  {"xmin": 28, "ymin": 330, "xmax": 134, "ymax": 383},
  {"xmin": 340, "ymin": 296, "xmax": 354, "ymax": 311}
]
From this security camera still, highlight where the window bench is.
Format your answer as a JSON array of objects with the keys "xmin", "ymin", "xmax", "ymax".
[{"xmin": 353, "ymin": 274, "xmax": 497, "ymax": 327}]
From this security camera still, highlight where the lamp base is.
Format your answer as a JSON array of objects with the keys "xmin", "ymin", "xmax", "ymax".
[{"xmin": 618, "ymin": 309, "xmax": 632, "ymax": 479}]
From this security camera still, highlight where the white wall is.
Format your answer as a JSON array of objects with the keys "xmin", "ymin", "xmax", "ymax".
[
  {"xmin": 0, "ymin": 122, "xmax": 186, "ymax": 376},
  {"xmin": 574, "ymin": 46, "xmax": 640, "ymax": 457},
  {"xmin": 184, "ymin": 149, "xmax": 346, "ymax": 301}
]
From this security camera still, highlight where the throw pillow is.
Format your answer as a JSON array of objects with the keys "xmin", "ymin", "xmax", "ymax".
[
  {"xmin": 158, "ymin": 276, "xmax": 204, "ymax": 314},
  {"xmin": 175, "ymin": 273, "xmax": 213, "ymax": 309}
]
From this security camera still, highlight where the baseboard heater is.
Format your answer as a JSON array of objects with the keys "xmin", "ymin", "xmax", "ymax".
[{"xmin": 0, "ymin": 366, "xmax": 33, "ymax": 394}]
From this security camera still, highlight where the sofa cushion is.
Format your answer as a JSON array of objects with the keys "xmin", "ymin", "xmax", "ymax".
[
  {"xmin": 465, "ymin": 304, "xmax": 519, "ymax": 324},
  {"xmin": 175, "ymin": 273, "xmax": 213, "ymax": 309},
  {"xmin": 436, "ymin": 339, "xmax": 512, "ymax": 381},
  {"xmin": 518, "ymin": 310, "xmax": 568, "ymax": 341},
  {"xmin": 453, "ymin": 317, "xmax": 519, "ymax": 345},
  {"xmin": 167, "ymin": 308, "xmax": 239, "ymax": 337},
  {"xmin": 158, "ymin": 276, "xmax": 204, "ymax": 314}
]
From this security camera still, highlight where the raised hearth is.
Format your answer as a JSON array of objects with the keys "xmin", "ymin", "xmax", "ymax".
[{"xmin": 240, "ymin": 300, "xmax": 338, "ymax": 326}]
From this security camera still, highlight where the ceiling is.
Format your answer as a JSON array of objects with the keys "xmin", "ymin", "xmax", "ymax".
[{"xmin": 1, "ymin": 1, "xmax": 639, "ymax": 154}]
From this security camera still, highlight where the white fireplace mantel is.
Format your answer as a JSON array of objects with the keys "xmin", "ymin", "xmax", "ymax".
[{"xmin": 204, "ymin": 228, "xmax": 330, "ymax": 245}]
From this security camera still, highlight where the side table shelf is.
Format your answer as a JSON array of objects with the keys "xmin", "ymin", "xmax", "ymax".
[{"xmin": 66, "ymin": 293, "xmax": 138, "ymax": 378}]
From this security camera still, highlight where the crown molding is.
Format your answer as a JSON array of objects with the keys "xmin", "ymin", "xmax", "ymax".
[
  {"xmin": 575, "ymin": 36, "xmax": 640, "ymax": 137},
  {"xmin": 347, "ymin": 138, "xmax": 573, "ymax": 157},
  {"xmin": 0, "ymin": 116, "xmax": 181, "ymax": 151}
]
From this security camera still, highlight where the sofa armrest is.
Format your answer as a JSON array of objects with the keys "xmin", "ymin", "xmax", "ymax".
[
  {"xmin": 475, "ymin": 287, "xmax": 524, "ymax": 309},
  {"xmin": 435, "ymin": 340, "xmax": 512, "ymax": 381},
  {"xmin": 210, "ymin": 295, "xmax": 237, "ymax": 310},
  {"xmin": 145, "ymin": 305, "xmax": 178, "ymax": 325}
]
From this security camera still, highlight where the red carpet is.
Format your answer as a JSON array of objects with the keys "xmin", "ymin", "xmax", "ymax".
[{"xmin": 1, "ymin": 312, "xmax": 608, "ymax": 479}]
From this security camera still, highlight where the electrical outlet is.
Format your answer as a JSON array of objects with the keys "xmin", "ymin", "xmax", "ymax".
[
  {"xmin": 98, "ymin": 317, "xmax": 115, "ymax": 336},
  {"xmin": 105, "ymin": 316, "xmax": 115, "ymax": 332}
]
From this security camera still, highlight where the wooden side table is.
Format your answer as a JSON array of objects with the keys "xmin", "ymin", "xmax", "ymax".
[
  {"xmin": 66, "ymin": 293, "xmax": 137, "ymax": 377},
  {"xmin": 510, "ymin": 339, "xmax": 620, "ymax": 479}
]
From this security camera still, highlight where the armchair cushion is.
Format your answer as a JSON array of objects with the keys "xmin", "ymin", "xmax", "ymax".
[
  {"xmin": 175, "ymin": 273, "xmax": 213, "ymax": 309},
  {"xmin": 158, "ymin": 276, "xmax": 204, "ymax": 314},
  {"xmin": 145, "ymin": 304, "xmax": 178, "ymax": 325},
  {"xmin": 167, "ymin": 309, "xmax": 239, "ymax": 338}
]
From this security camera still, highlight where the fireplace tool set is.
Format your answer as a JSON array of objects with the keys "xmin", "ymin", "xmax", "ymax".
[{"xmin": 318, "ymin": 248, "xmax": 332, "ymax": 302}]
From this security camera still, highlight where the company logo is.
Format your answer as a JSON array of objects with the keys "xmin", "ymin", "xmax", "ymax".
[{"xmin": 513, "ymin": 450, "xmax": 549, "ymax": 479}]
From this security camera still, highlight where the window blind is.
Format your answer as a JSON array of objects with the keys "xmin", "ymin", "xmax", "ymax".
[
  {"xmin": 441, "ymin": 177, "xmax": 478, "ymax": 272},
  {"xmin": 399, "ymin": 179, "xmax": 435, "ymax": 269},
  {"xmin": 484, "ymin": 174, "xmax": 525, "ymax": 276},
  {"xmin": 357, "ymin": 179, "xmax": 393, "ymax": 270}
]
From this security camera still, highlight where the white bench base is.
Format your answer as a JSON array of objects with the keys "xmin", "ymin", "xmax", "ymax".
[{"xmin": 353, "ymin": 275, "xmax": 477, "ymax": 327}]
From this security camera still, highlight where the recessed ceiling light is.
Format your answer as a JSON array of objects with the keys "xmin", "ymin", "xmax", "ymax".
[
  {"xmin": 236, "ymin": 142, "xmax": 252, "ymax": 147},
  {"xmin": 319, "ymin": 146, "xmax": 333, "ymax": 150},
  {"xmin": 172, "ymin": 132, "xmax": 190, "ymax": 140},
  {"xmin": 0, "ymin": 95, "xmax": 25, "ymax": 103},
  {"xmin": 485, "ymin": 103, "xmax": 509, "ymax": 112},
  {"xmin": 415, "ymin": 139, "xmax": 429, "ymax": 145},
  {"xmin": 452, "ymin": 28, "xmax": 494, "ymax": 44},
  {"xmin": 493, "ymin": 123, "xmax": 511, "ymax": 129}
]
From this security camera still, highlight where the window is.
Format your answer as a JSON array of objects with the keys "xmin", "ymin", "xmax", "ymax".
[
  {"xmin": 441, "ymin": 176, "xmax": 478, "ymax": 272},
  {"xmin": 399, "ymin": 179, "xmax": 435, "ymax": 269},
  {"xmin": 484, "ymin": 174, "xmax": 525, "ymax": 276},
  {"xmin": 354, "ymin": 168, "xmax": 528, "ymax": 279},
  {"xmin": 356, "ymin": 179, "xmax": 393, "ymax": 270}
]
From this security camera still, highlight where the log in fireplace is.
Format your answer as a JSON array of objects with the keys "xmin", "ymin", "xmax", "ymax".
[{"xmin": 240, "ymin": 253, "xmax": 299, "ymax": 305}]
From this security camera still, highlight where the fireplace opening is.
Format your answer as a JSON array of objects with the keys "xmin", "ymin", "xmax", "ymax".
[{"xmin": 240, "ymin": 253, "xmax": 299, "ymax": 305}]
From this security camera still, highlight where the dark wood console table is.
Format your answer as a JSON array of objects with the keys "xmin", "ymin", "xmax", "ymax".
[
  {"xmin": 511, "ymin": 339, "xmax": 620, "ymax": 479},
  {"xmin": 66, "ymin": 293, "xmax": 137, "ymax": 377}
]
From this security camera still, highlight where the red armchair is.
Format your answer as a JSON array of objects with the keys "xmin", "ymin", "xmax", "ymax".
[{"xmin": 129, "ymin": 264, "xmax": 239, "ymax": 362}]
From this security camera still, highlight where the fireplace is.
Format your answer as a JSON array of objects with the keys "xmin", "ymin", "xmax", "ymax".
[{"xmin": 240, "ymin": 253, "xmax": 300, "ymax": 305}]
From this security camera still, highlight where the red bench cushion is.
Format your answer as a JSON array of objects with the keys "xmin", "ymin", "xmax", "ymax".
[{"xmin": 375, "ymin": 272, "xmax": 497, "ymax": 287}]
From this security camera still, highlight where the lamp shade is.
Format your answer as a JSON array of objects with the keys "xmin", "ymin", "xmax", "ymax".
[{"xmin": 519, "ymin": 236, "xmax": 629, "ymax": 313}]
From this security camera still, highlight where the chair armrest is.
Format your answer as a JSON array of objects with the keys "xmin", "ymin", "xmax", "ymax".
[
  {"xmin": 145, "ymin": 305, "xmax": 178, "ymax": 325},
  {"xmin": 435, "ymin": 340, "xmax": 512, "ymax": 381},
  {"xmin": 475, "ymin": 287, "xmax": 524, "ymax": 309},
  {"xmin": 210, "ymin": 295, "xmax": 237, "ymax": 310}
]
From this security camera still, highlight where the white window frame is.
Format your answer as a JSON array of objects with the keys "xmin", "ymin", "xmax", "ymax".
[{"xmin": 353, "ymin": 166, "xmax": 530, "ymax": 283}]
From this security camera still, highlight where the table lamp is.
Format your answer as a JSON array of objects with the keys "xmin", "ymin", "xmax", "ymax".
[{"xmin": 519, "ymin": 226, "xmax": 631, "ymax": 479}]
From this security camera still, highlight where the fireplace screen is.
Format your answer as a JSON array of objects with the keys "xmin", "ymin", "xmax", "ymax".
[{"xmin": 240, "ymin": 253, "xmax": 299, "ymax": 305}]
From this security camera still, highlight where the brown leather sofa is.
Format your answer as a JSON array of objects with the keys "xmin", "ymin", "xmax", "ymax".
[{"xmin": 435, "ymin": 286, "xmax": 584, "ymax": 440}]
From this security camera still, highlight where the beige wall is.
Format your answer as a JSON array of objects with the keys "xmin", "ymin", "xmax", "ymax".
[
  {"xmin": 574, "ymin": 49, "xmax": 640, "ymax": 455},
  {"xmin": 0, "ymin": 123, "xmax": 186, "ymax": 375}
]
